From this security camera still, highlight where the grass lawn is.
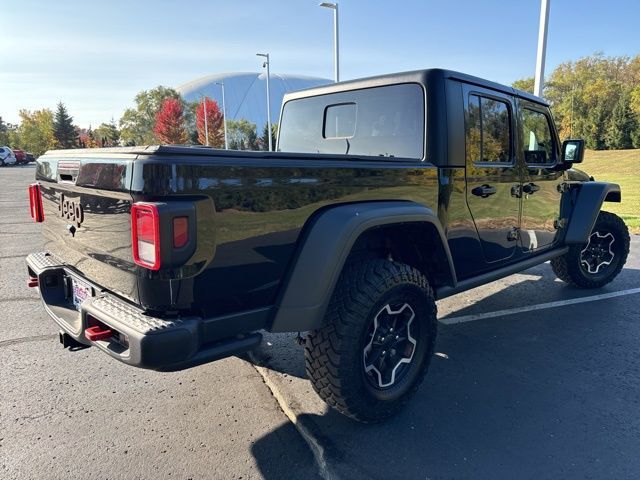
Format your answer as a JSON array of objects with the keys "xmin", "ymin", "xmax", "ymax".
[{"xmin": 581, "ymin": 149, "xmax": 640, "ymax": 234}]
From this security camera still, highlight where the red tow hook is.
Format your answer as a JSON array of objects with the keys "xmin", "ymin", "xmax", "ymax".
[
  {"xmin": 85, "ymin": 325, "xmax": 113, "ymax": 342},
  {"xmin": 28, "ymin": 276, "xmax": 39, "ymax": 288}
]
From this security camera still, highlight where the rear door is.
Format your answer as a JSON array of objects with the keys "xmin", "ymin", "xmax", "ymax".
[
  {"xmin": 463, "ymin": 85, "xmax": 521, "ymax": 265},
  {"xmin": 517, "ymin": 101, "xmax": 563, "ymax": 252}
]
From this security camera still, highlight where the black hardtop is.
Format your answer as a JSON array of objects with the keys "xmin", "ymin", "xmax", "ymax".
[{"xmin": 282, "ymin": 68, "xmax": 548, "ymax": 107}]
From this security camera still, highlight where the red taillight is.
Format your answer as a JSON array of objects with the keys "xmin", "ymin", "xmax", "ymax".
[
  {"xmin": 173, "ymin": 216, "xmax": 189, "ymax": 248},
  {"xmin": 28, "ymin": 183, "xmax": 44, "ymax": 222},
  {"xmin": 131, "ymin": 203, "xmax": 161, "ymax": 270}
]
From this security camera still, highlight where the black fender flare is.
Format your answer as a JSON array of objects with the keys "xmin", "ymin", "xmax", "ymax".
[
  {"xmin": 269, "ymin": 201, "xmax": 456, "ymax": 332},
  {"xmin": 564, "ymin": 181, "xmax": 621, "ymax": 244}
]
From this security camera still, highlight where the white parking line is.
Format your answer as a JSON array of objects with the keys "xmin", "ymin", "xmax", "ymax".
[{"xmin": 440, "ymin": 287, "xmax": 640, "ymax": 325}]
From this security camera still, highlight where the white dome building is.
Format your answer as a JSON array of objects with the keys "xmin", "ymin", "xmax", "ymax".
[{"xmin": 177, "ymin": 72, "xmax": 332, "ymax": 131}]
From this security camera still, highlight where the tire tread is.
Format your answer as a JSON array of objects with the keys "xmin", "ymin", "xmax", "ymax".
[{"xmin": 304, "ymin": 259, "xmax": 437, "ymax": 422}]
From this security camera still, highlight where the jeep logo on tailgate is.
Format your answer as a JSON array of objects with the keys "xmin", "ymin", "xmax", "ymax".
[{"xmin": 59, "ymin": 194, "xmax": 84, "ymax": 227}]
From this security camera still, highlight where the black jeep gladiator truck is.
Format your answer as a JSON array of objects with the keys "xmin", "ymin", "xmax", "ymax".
[{"xmin": 26, "ymin": 69, "xmax": 630, "ymax": 422}]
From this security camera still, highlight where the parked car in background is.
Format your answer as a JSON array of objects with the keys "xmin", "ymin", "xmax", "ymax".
[
  {"xmin": 26, "ymin": 152, "xmax": 35, "ymax": 163},
  {"xmin": 12, "ymin": 149, "xmax": 27, "ymax": 164},
  {"xmin": 0, "ymin": 146, "xmax": 17, "ymax": 166}
]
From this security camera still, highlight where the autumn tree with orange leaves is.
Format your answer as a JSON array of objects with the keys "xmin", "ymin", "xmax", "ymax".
[
  {"xmin": 154, "ymin": 98, "xmax": 188, "ymax": 144},
  {"xmin": 196, "ymin": 97, "xmax": 224, "ymax": 147}
]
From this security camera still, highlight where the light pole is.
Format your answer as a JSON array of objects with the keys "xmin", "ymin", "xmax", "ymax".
[
  {"xmin": 202, "ymin": 96, "xmax": 209, "ymax": 146},
  {"xmin": 534, "ymin": 0, "xmax": 550, "ymax": 97},
  {"xmin": 256, "ymin": 53, "xmax": 272, "ymax": 151},
  {"xmin": 319, "ymin": 2, "xmax": 339, "ymax": 82},
  {"xmin": 215, "ymin": 82, "xmax": 228, "ymax": 149}
]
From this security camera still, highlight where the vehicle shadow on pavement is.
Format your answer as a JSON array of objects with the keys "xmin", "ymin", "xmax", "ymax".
[
  {"xmin": 250, "ymin": 266, "xmax": 640, "ymax": 479},
  {"xmin": 250, "ymin": 421, "xmax": 324, "ymax": 480}
]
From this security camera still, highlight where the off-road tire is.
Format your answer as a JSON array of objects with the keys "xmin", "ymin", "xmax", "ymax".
[
  {"xmin": 552, "ymin": 211, "xmax": 629, "ymax": 288},
  {"xmin": 304, "ymin": 259, "xmax": 437, "ymax": 423}
]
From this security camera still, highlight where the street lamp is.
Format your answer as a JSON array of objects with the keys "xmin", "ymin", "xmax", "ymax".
[
  {"xmin": 534, "ymin": 0, "xmax": 550, "ymax": 97},
  {"xmin": 256, "ymin": 53, "xmax": 272, "ymax": 152},
  {"xmin": 202, "ymin": 96, "xmax": 209, "ymax": 146},
  {"xmin": 319, "ymin": 2, "xmax": 339, "ymax": 82},
  {"xmin": 215, "ymin": 82, "xmax": 228, "ymax": 149}
]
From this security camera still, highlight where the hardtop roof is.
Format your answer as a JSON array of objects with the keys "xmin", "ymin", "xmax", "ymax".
[{"xmin": 282, "ymin": 68, "xmax": 548, "ymax": 107}]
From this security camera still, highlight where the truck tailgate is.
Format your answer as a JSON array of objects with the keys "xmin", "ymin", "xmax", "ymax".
[{"xmin": 36, "ymin": 154, "xmax": 137, "ymax": 302}]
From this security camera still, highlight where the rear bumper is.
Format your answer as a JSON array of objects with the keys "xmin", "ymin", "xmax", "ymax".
[{"xmin": 26, "ymin": 252, "xmax": 263, "ymax": 371}]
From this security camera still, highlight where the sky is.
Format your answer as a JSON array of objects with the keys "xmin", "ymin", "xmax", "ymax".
[{"xmin": 1, "ymin": 0, "xmax": 639, "ymax": 128}]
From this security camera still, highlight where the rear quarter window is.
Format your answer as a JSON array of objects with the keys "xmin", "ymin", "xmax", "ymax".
[{"xmin": 278, "ymin": 83, "xmax": 425, "ymax": 160}]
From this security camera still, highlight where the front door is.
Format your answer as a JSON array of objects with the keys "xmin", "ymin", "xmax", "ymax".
[
  {"xmin": 517, "ymin": 101, "xmax": 563, "ymax": 252},
  {"xmin": 464, "ymin": 86, "xmax": 521, "ymax": 265}
]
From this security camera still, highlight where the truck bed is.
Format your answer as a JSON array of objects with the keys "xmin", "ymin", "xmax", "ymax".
[{"xmin": 35, "ymin": 146, "xmax": 445, "ymax": 319}]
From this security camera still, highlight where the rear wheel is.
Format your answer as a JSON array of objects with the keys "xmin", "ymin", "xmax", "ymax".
[
  {"xmin": 304, "ymin": 259, "xmax": 437, "ymax": 423},
  {"xmin": 552, "ymin": 211, "xmax": 629, "ymax": 288}
]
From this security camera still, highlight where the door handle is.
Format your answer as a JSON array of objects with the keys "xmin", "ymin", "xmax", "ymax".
[{"xmin": 472, "ymin": 184, "xmax": 497, "ymax": 198}]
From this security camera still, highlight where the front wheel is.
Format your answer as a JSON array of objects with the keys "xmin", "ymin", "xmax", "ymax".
[
  {"xmin": 304, "ymin": 259, "xmax": 437, "ymax": 423},
  {"xmin": 552, "ymin": 211, "xmax": 630, "ymax": 288}
]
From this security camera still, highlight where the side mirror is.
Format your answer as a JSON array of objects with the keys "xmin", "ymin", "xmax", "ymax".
[{"xmin": 561, "ymin": 139, "xmax": 584, "ymax": 164}]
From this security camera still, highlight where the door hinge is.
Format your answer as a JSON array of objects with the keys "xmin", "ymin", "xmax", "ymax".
[
  {"xmin": 507, "ymin": 227, "xmax": 520, "ymax": 241},
  {"xmin": 511, "ymin": 184, "xmax": 522, "ymax": 198},
  {"xmin": 554, "ymin": 218, "xmax": 567, "ymax": 230}
]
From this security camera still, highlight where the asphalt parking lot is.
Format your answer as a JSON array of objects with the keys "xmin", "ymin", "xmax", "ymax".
[{"xmin": 2, "ymin": 164, "xmax": 639, "ymax": 479}]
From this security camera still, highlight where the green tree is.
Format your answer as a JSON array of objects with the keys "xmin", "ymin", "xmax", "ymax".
[
  {"xmin": 0, "ymin": 118, "xmax": 20, "ymax": 149},
  {"xmin": 17, "ymin": 109, "xmax": 56, "ymax": 157},
  {"xmin": 512, "ymin": 77, "xmax": 534, "ymax": 94},
  {"xmin": 119, "ymin": 86, "xmax": 181, "ymax": 145},
  {"xmin": 259, "ymin": 123, "xmax": 278, "ymax": 151},
  {"xmin": 0, "ymin": 116, "xmax": 7, "ymax": 145},
  {"xmin": 53, "ymin": 102, "xmax": 77, "ymax": 148},
  {"xmin": 544, "ymin": 53, "xmax": 634, "ymax": 144},
  {"xmin": 94, "ymin": 119, "xmax": 120, "ymax": 147},
  {"xmin": 630, "ymin": 84, "xmax": 640, "ymax": 147},
  {"xmin": 583, "ymin": 104, "xmax": 608, "ymax": 150},
  {"xmin": 184, "ymin": 102, "xmax": 198, "ymax": 143},
  {"xmin": 605, "ymin": 92, "xmax": 637, "ymax": 149},
  {"xmin": 227, "ymin": 119, "xmax": 258, "ymax": 150}
]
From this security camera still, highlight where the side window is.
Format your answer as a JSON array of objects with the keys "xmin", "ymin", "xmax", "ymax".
[
  {"xmin": 522, "ymin": 108, "xmax": 554, "ymax": 164},
  {"xmin": 466, "ymin": 94, "xmax": 512, "ymax": 164}
]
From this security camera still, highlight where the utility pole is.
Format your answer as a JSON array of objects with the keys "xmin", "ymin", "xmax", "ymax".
[
  {"xmin": 534, "ymin": 0, "xmax": 550, "ymax": 98},
  {"xmin": 319, "ymin": 2, "xmax": 340, "ymax": 82},
  {"xmin": 256, "ymin": 53, "xmax": 272, "ymax": 151},
  {"xmin": 215, "ymin": 82, "xmax": 228, "ymax": 149}
]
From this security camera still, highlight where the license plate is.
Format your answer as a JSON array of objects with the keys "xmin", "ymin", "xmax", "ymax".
[{"xmin": 71, "ymin": 277, "xmax": 92, "ymax": 311}]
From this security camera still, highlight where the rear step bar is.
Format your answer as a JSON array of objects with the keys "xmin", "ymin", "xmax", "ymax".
[{"xmin": 27, "ymin": 251, "xmax": 264, "ymax": 371}]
